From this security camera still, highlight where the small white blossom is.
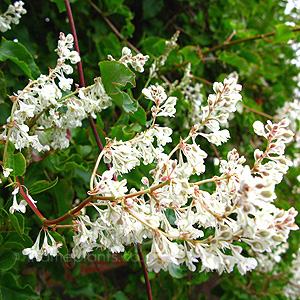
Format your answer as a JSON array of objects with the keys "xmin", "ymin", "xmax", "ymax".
[
  {"xmin": 0, "ymin": 1, "xmax": 26, "ymax": 33},
  {"xmin": 22, "ymin": 230, "xmax": 43, "ymax": 262},
  {"xmin": 9, "ymin": 186, "xmax": 27, "ymax": 214}
]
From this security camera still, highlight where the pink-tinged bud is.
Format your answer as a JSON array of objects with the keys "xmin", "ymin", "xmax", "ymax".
[{"xmin": 141, "ymin": 177, "xmax": 149, "ymax": 186}]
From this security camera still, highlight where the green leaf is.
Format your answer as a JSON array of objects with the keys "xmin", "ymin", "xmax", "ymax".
[
  {"xmin": 50, "ymin": 0, "xmax": 66, "ymax": 12},
  {"xmin": 28, "ymin": 177, "xmax": 58, "ymax": 195},
  {"xmin": 109, "ymin": 125, "xmax": 136, "ymax": 141},
  {"xmin": 0, "ymin": 69, "xmax": 7, "ymax": 101},
  {"xmin": 168, "ymin": 263, "xmax": 189, "ymax": 278},
  {"xmin": 99, "ymin": 61, "xmax": 135, "ymax": 107},
  {"xmin": 3, "ymin": 231, "xmax": 33, "ymax": 249},
  {"xmin": 50, "ymin": 179, "xmax": 74, "ymax": 221},
  {"xmin": 46, "ymin": 153, "xmax": 89, "ymax": 173},
  {"xmin": 180, "ymin": 45, "xmax": 201, "ymax": 66},
  {"xmin": 218, "ymin": 51, "xmax": 249, "ymax": 72},
  {"xmin": 0, "ymin": 38, "xmax": 40, "ymax": 79},
  {"xmin": 122, "ymin": 92, "xmax": 138, "ymax": 113},
  {"xmin": 142, "ymin": 0, "xmax": 164, "ymax": 19},
  {"xmin": 113, "ymin": 291, "xmax": 130, "ymax": 300},
  {"xmin": 130, "ymin": 106, "xmax": 147, "ymax": 125},
  {"xmin": 0, "ymin": 250, "xmax": 16, "ymax": 271},
  {"xmin": 4, "ymin": 144, "xmax": 26, "ymax": 178},
  {"xmin": 8, "ymin": 213, "xmax": 24, "ymax": 238},
  {"xmin": 274, "ymin": 24, "xmax": 295, "ymax": 43},
  {"xmin": 0, "ymin": 103, "xmax": 10, "ymax": 123},
  {"xmin": 0, "ymin": 272, "xmax": 40, "ymax": 300},
  {"xmin": 238, "ymin": 50, "xmax": 262, "ymax": 66}
]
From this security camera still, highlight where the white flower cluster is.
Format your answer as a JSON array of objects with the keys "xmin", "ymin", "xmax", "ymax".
[
  {"xmin": 108, "ymin": 47, "xmax": 149, "ymax": 73},
  {"xmin": 149, "ymin": 31, "xmax": 180, "ymax": 78},
  {"xmin": 276, "ymin": 99, "xmax": 300, "ymax": 153},
  {"xmin": 192, "ymin": 77, "xmax": 242, "ymax": 146},
  {"xmin": 68, "ymin": 82, "xmax": 298, "ymax": 275},
  {"xmin": 182, "ymin": 82, "xmax": 204, "ymax": 127},
  {"xmin": 0, "ymin": 1, "xmax": 26, "ymax": 33},
  {"xmin": 8, "ymin": 38, "xmax": 295, "ymax": 276},
  {"xmin": 100, "ymin": 123, "xmax": 174, "ymax": 177},
  {"xmin": 142, "ymin": 85, "xmax": 177, "ymax": 119},
  {"xmin": 22, "ymin": 229, "xmax": 62, "ymax": 262},
  {"xmin": 0, "ymin": 33, "xmax": 112, "ymax": 151}
]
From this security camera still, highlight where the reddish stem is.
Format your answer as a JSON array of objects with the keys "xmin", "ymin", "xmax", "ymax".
[
  {"xmin": 64, "ymin": 0, "xmax": 85, "ymax": 87},
  {"xmin": 17, "ymin": 178, "xmax": 46, "ymax": 221},
  {"xmin": 64, "ymin": 0, "xmax": 117, "ymax": 181},
  {"xmin": 137, "ymin": 244, "xmax": 153, "ymax": 300}
]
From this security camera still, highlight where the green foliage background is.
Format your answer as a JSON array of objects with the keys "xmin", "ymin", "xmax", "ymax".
[{"xmin": 0, "ymin": 0, "xmax": 300, "ymax": 299}]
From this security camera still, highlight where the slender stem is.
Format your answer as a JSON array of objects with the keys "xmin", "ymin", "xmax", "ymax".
[
  {"xmin": 90, "ymin": 150, "xmax": 106, "ymax": 190},
  {"xmin": 192, "ymin": 74, "xmax": 213, "ymax": 86},
  {"xmin": 137, "ymin": 244, "xmax": 152, "ymax": 300},
  {"xmin": 17, "ymin": 178, "xmax": 46, "ymax": 221},
  {"xmin": 191, "ymin": 174, "xmax": 227, "ymax": 186},
  {"xmin": 64, "ymin": 0, "xmax": 117, "ymax": 181},
  {"xmin": 44, "ymin": 195, "xmax": 95, "ymax": 225},
  {"xmin": 88, "ymin": 0, "xmax": 140, "ymax": 54},
  {"xmin": 202, "ymin": 26, "xmax": 300, "ymax": 55},
  {"xmin": 64, "ymin": 0, "xmax": 85, "ymax": 87},
  {"xmin": 243, "ymin": 104, "xmax": 274, "ymax": 119}
]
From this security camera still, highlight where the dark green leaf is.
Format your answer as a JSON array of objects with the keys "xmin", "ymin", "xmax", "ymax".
[
  {"xmin": 50, "ymin": 179, "xmax": 73, "ymax": 221},
  {"xmin": 142, "ymin": 0, "xmax": 164, "ymax": 19},
  {"xmin": 50, "ymin": 0, "xmax": 66, "ymax": 13},
  {"xmin": 0, "ymin": 69, "xmax": 7, "ymax": 101},
  {"xmin": 0, "ymin": 272, "xmax": 40, "ymax": 300},
  {"xmin": 0, "ymin": 103, "xmax": 10, "ymax": 123},
  {"xmin": 28, "ymin": 177, "xmax": 58, "ymax": 195},
  {"xmin": 274, "ymin": 24, "xmax": 295, "ymax": 43},
  {"xmin": 8, "ymin": 213, "xmax": 24, "ymax": 238},
  {"xmin": 3, "ymin": 231, "xmax": 33, "ymax": 249},
  {"xmin": 180, "ymin": 45, "xmax": 201, "ymax": 66},
  {"xmin": 218, "ymin": 51, "xmax": 249, "ymax": 72},
  {"xmin": 130, "ymin": 106, "xmax": 147, "ymax": 125},
  {"xmin": 99, "ymin": 61, "xmax": 135, "ymax": 107},
  {"xmin": 109, "ymin": 125, "xmax": 135, "ymax": 141},
  {"xmin": 0, "ymin": 250, "xmax": 17, "ymax": 271},
  {"xmin": 0, "ymin": 38, "xmax": 40, "ymax": 79},
  {"xmin": 4, "ymin": 144, "xmax": 26, "ymax": 178},
  {"xmin": 113, "ymin": 291, "xmax": 130, "ymax": 300}
]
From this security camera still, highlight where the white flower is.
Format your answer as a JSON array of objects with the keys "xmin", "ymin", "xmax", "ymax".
[
  {"xmin": 2, "ymin": 167, "xmax": 13, "ymax": 177},
  {"xmin": 199, "ymin": 129, "xmax": 230, "ymax": 146},
  {"xmin": 9, "ymin": 186, "xmax": 27, "ymax": 214},
  {"xmin": 111, "ymin": 47, "xmax": 149, "ymax": 72},
  {"xmin": 22, "ymin": 230, "xmax": 43, "ymax": 262},
  {"xmin": 156, "ymin": 96, "xmax": 177, "ymax": 117},
  {"xmin": 16, "ymin": 101, "xmax": 35, "ymax": 119},
  {"xmin": 41, "ymin": 231, "xmax": 63, "ymax": 257},
  {"xmin": 58, "ymin": 74, "xmax": 73, "ymax": 91},
  {"xmin": 146, "ymin": 236, "xmax": 181, "ymax": 273},
  {"xmin": 0, "ymin": 1, "xmax": 27, "ymax": 33},
  {"xmin": 142, "ymin": 85, "xmax": 167, "ymax": 104}
]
